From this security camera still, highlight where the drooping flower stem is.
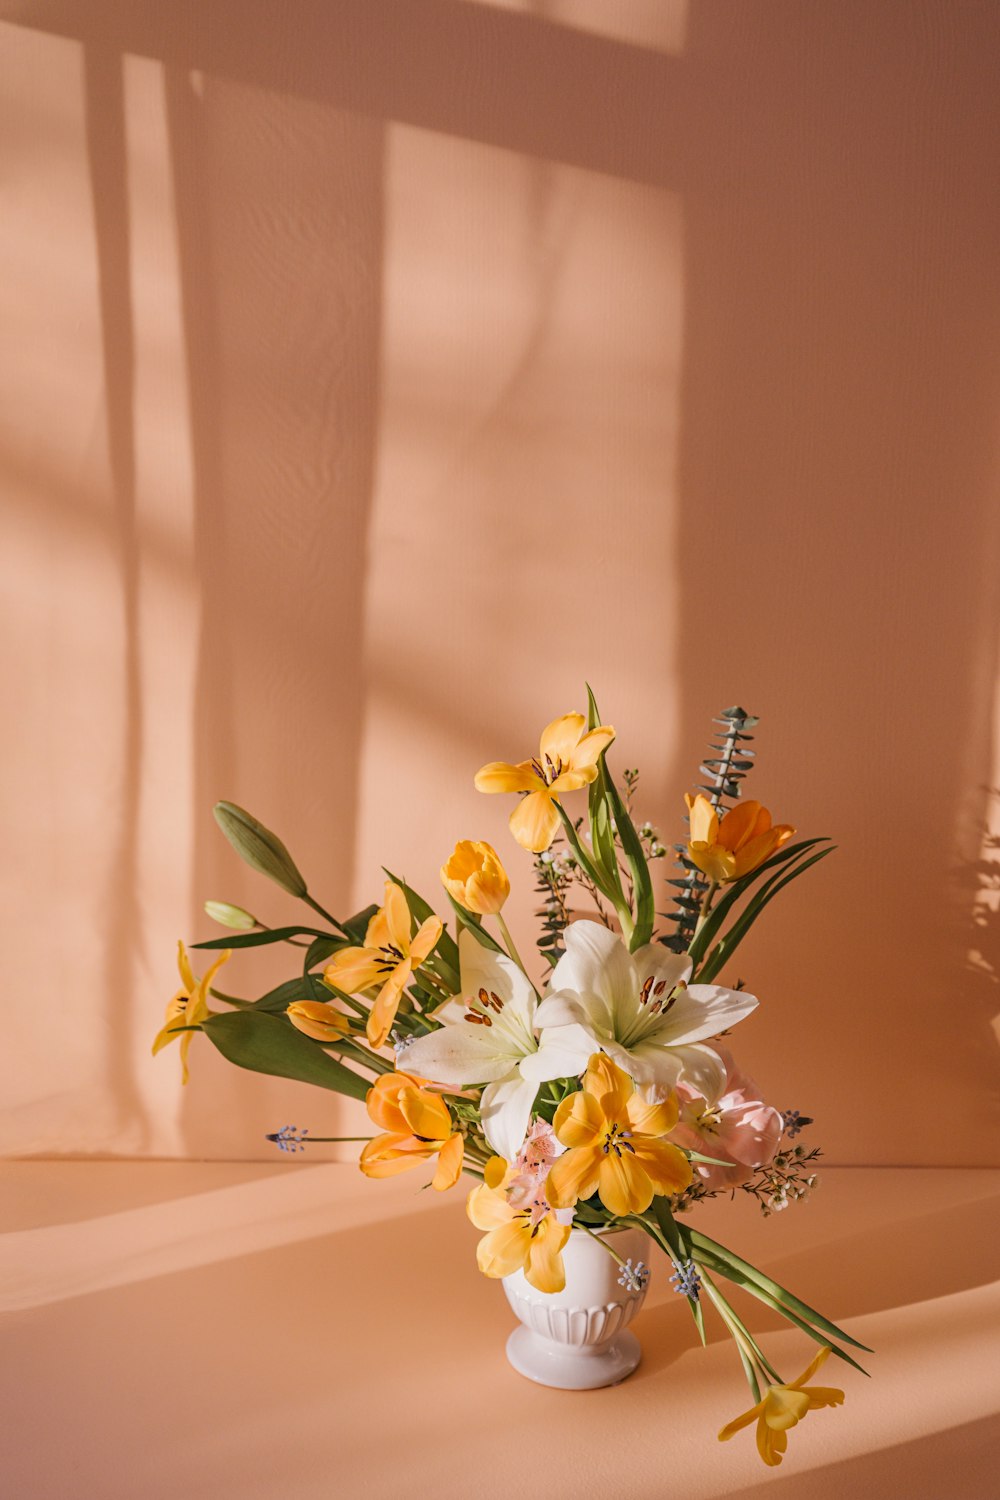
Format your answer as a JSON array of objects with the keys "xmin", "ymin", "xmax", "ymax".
[
  {"xmin": 301, "ymin": 892, "xmax": 352, "ymax": 939},
  {"xmin": 699, "ymin": 1268, "xmax": 778, "ymax": 1400}
]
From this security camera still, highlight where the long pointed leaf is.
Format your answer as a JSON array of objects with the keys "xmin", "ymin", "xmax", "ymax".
[
  {"xmin": 194, "ymin": 925, "xmax": 332, "ymax": 951},
  {"xmin": 698, "ymin": 846, "xmax": 836, "ymax": 983},
  {"xmin": 687, "ymin": 839, "xmax": 830, "ymax": 968},
  {"xmin": 201, "ymin": 1010, "xmax": 370, "ymax": 1100},
  {"xmin": 604, "ymin": 770, "xmax": 654, "ymax": 949}
]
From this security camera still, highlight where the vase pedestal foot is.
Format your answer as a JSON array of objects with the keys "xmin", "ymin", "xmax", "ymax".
[{"xmin": 505, "ymin": 1325, "xmax": 642, "ymax": 1391}]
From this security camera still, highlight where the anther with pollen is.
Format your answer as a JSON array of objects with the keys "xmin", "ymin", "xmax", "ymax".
[{"xmin": 464, "ymin": 1011, "xmax": 492, "ymax": 1026}]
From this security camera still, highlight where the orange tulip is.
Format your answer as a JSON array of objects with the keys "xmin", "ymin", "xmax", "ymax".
[{"xmin": 685, "ymin": 794, "xmax": 795, "ymax": 884}]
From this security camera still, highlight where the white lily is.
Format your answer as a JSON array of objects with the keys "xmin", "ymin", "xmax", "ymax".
[
  {"xmin": 533, "ymin": 920, "xmax": 758, "ymax": 1100},
  {"xmin": 401, "ymin": 929, "xmax": 592, "ymax": 1159}
]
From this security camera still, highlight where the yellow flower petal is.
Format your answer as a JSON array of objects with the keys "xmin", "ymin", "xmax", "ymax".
[
  {"xmin": 545, "ymin": 1144, "xmax": 602, "ymax": 1208},
  {"xmin": 584, "ymin": 1052, "xmax": 633, "ymax": 1119},
  {"xmin": 360, "ymin": 1132, "xmax": 432, "ymax": 1178},
  {"xmin": 788, "ymin": 1345, "xmax": 832, "ymax": 1388},
  {"xmin": 757, "ymin": 1418, "xmax": 788, "ymax": 1467},
  {"xmin": 177, "ymin": 939, "xmax": 197, "ymax": 995},
  {"xmin": 287, "ymin": 999, "xmax": 351, "ymax": 1042},
  {"xmin": 431, "ymin": 1131, "xmax": 464, "ymax": 1191},
  {"xmin": 539, "ymin": 713, "xmax": 588, "ymax": 765},
  {"xmin": 367, "ymin": 959, "xmax": 412, "ymax": 1049},
  {"xmin": 467, "ymin": 1181, "xmax": 514, "ymax": 1231},
  {"xmin": 398, "ymin": 1085, "xmax": 452, "ymax": 1142},
  {"xmin": 687, "ymin": 843, "xmax": 737, "ymax": 884},
  {"xmin": 627, "ymin": 1090, "xmax": 678, "ymax": 1137},
  {"xmin": 477, "ymin": 1220, "xmax": 531, "ymax": 1279},
  {"xmin": 508, "ymin": 790, "xmax": 561, "ymax": 853},
  {"xmin": 324, "ymin": 947, "xmax": 384, "ymax": 994},
  {"xmin": 474, "ymin": 760, "xmax": 539, "ymax": 794},
  {"xmin": 598, "ymin": 1148, "xmax": 654, "ymax": 1215},
  {"xmin": 685, "ymin": 792, "xmax": 718, "ymax": 847},
  {"xmin": 484, "ymin": 1155, "xmax": 509, "ymax": 1190},
  {"xmin": 717, "ymin": 799, "xmax": 767, "ymax": 852},
  {"xmin": 548, "ymin": 766, "xmax": 598, "ymax": 793},
  {"xmin": 382, "ymin": 880, "xmax": 412, "ymax": 953},
  {"xmin": 408, "ymin": 914, "xmax": 443, "ymax": 967},
  {"xmin": 634, "ymin": 1137, "xmax": 693, "ymax": 1196},
  {"xmin": 763, "ymin": 1387, "xmax": 811, "ymax": 1431},
  {"xmin": 365, "ymin": 1072, "xmax": 412, "ymax": 1132},
  {"xmin": 553, "ymin": 1089, "xmax": 606, "ymax": 1148},
  {"xmin": 570, "ymin": 725, "xmax": 616, "ymax": 770},
  {"xmin": 718, "ymin": 1401, "xmax": 766, "ymax": 1442},
  {"xmin": 525, "ymin": 1215, "xmax": 570, "ymax": 1293}
]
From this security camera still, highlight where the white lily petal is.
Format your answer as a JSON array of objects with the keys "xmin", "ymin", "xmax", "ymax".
[
  {"xmin": 481, "ymin": 1071, "xmax": 539, "ymax": 1159},
  {"xmin": 519, "ymin": 1024, "xmax": 595, "ymax": 1082},
  {"xmin": 548, "ymin": 921, "xmax": 630, "ymax": 1033},
  {"xmin": 631, "ymin": 945, "xmax": 693, "ymax": 992},
  {"xmin": 402, "ymin": 1024, "xmax": 519, "ymax": 1087},
  {"xmin": 458, "ymin": 927, "xmax": 536, "ymax": 1027},
  {"xmin": 653, "ymin": 983, "xmax": 758, "ymax": 1046},
  {"xmin": 533, "ymin": 992, "xmax": 590, "ymax": 1028},
  {"xmin": 632, "ymin": 1041, "xmax": 726, "ymax": 1101}
]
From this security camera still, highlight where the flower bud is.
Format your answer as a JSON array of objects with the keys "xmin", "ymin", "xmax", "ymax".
[
  {"xmin": 287, "ymin": 1000, "xmax": 351, "ymax": 1043},
  {"xmin": 213, "ymin": 801, "xmax": 308, "ymax": 898},
  {"xmin": 204, "ymin": 901, "xmax": 257, "ymax": 930},
  {"xmin": 440, "ymin": 840, "xmax": 510, "ymax": 915}
]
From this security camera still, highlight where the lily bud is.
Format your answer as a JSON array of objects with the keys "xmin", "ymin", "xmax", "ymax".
[
  {"xmin": 287, "ymin": 1000, "xmax": 351, "ymax": 1043},
  {"xmin": 204, "ymin": 901, "xmax": 257, "ymax": 930},
  {"xmin": 213, "ymin": 801, "xmax": 308, "ymax": 898},
  {"xmin": 440, "ymin": 840, "xmax": 510, "ymax": 915}
]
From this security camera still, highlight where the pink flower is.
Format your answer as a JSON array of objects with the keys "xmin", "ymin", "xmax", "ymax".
[
  {"xmin": 670, "ymin": 1049, "xmax": 782, "ymax": 1189},
  {"xmin": 506, "ymin": 1118, "xmax": 572, "ymax": 1226}
]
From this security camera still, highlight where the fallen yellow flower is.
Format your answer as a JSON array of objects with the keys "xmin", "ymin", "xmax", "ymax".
[
  {"xmin": 151, "ymin": 941, "xmax": 231, "ymax": 1085},
  {"xmin": 545, "ymin": 1053, "xmax": 692, "ymax": 1216},
  {"xmin": 718, "ymin": 1346, "xmax": 845, "ymax": 1466},
  {"xmin": 685, "ymin": 793, "xmax": 795, "ymax": 884},
  {"xmin": 324, "ymin": 880, "xmax": 442, "ymax": 1050},
  {"xmin": 360, "ymin": 1071, "xmax": 464, "ymax": 1191},
  {"xmin": 475, "ymin": 712, "xmax": 615, "ymax": 852}
]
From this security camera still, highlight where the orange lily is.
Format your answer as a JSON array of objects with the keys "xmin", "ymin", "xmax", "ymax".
[
  {"xmin": 685, "ymin": 794, "xmax": 795, "ymax": 884},
  {"xmin": 718, "ymin": 1346, "xmax": 845, "ymax": 1466},
  {"xmin": 324, "ymin": 880, "xmax": 442, "ymax": 1050},
  {"xmin": 545, "ymin": 1053, "xmax": 692, "ymax": 1216},
  {"xmin": 360, "ymin": 1071, "xmax": 464, "ymax": 1191},
  {"xmin": 467, "ymin": 1156, "xmax": 571, "ymax": 1292},
  {"xmin": 151, "ymin": 941, "xmax": 231, "ymax": 1084},
  {"xmin": 475, "ymin": 712, "xmax": 615, "ymax": 853}
]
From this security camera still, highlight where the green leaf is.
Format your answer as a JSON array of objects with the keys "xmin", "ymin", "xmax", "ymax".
[
  {"xmin": 604, "ymin": 771, "xmax": 655, "ymax": 949},
  {"xmin": 193, "ymin": 925, "xmax": 331, "ymax": 951},
  {"xmin": 241, "ymin": 973, "xmax": 330, "ymax": 1014},
  {"xmin": 444, "ymin": 891, "xmax": 503, "ymax": 952},
  {"xmin": 687, "ymin": 838, "xmax": 830, "ymax": 970},
  {"xmin": 342, "ymin": 904, "xmax": 379, "ymax": 944},
  {"xmin": 201, "ymin": 1010, "xmax": 370, "ymax": 1100},
  {"xmin": 304, "ymin": 935, "xmax": 343, "ymax": 971},
  {"xmin": 697, "ymin": 846, "xmax": 836, "ymax": 983},
  {"xmin": 688, "ymin": 1228, "xmax": 872, "ymax": 1354}
]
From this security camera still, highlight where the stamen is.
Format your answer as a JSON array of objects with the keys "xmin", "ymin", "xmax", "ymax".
[{"xmin": 639, "ymin": 976, "xmax": 653, "ymax": 1006}]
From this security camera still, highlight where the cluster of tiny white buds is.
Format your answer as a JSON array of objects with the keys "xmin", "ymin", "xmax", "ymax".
[
  {"xmin": 617, "ymin": 1258, "xmax": 651, "ymax": 1292},
  {"xmin": 266, "ymin": 1125, "xmax": 308, "ymax": 1153},
  {"xmin": 669, "ymin": 1257, "xmax": 702, "ymax": 1299}
]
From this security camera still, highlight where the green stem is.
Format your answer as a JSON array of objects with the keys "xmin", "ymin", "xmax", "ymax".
[
  {"xmin": 496, "ymin": 912, "xmax": 529, "ymax": 975},
  {"xmin": 692, "ymin": 881, "xmax": 719, "ymax": 941},
  {"xmin": 301, "ymin": 893, "xmax": 351, "ymax": 939},
  {"xmin": 557, "ymin": 806, "xmax": 635, "ymax": 940},
  {"xmin": 579, "ymin": 1222, "xmax": 627, "ymax": 1268}
]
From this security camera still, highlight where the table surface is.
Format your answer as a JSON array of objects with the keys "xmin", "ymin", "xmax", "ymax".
[{"xmin": 2, "ymin": 1159, "xmax": 998, "ymax": 1500}]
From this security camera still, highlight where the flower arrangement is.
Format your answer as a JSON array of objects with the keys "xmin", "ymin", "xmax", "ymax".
[{"xmin": 154, "ymin": 695, "xmax": 868, "ymax": 1466}]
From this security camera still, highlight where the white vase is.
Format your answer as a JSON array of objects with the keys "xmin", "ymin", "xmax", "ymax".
[{"xmin": 502, "ymin": 1225, "xmax": 650, "ymax": 1390}]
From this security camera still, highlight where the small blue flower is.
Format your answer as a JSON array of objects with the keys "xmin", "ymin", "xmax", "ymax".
[
  {"xmin": 782, "ymin": 1109, "xmax": 812, "ymax": 1139},
  {"xmin": 617, "ymin": 1258, "xmax": 651, "ymax": 1293},
  {"xmin": 265, "ymin": 1125, "xmax": 309, "ymax": 1153},
  {"xmin": 668, "ymin": 1258, "xmax": 702, "ymax": 1300}
]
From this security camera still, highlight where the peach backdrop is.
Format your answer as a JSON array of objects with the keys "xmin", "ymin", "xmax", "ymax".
[{"xmin": 2, "ymin": 0, "xmax": 999, "ymax": 1166}]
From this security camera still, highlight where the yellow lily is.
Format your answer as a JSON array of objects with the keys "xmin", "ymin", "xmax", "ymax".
[
  {"xmin": 287, "ymin": 999, "xmax": 352, "ymax": 1042},
  {"xmin": 467, "ymin": 1156, "xmax": 571, "ymax": 1292},
  {"xmin": 440, "ymin": 839, "xmax": 510, "ymax": 915},
  {"xmin": 324, "ymin": 880, "xmax": 442, "ymax": 1050},
  {"xmin": 685, "ymin": 794, "xmax": 795, "ymax": 884},
  {"xmin": 152, "ymin": 941, "xmax": 231, "ymax": 1084},
  {"xmin": 475, "ymin": 712, "xmax": 615, "ymax": 853},
  {"xmin": 360, "ymin": 1071, "xmax": 464, "ymax": 1191},
  {"xmin": 718, "ymin": 1346, "xmax": 845, "ymax": 1466},
  {"xmin": 545, "ymin": 1053, "xmax": 692, "ymax": 1216}
]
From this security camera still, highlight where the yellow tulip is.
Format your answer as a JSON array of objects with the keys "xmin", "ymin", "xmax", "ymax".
[
  {"xmin": 151, "ymin": 941, "xmax": 231, "ymax": 1084},
  {"xmin": 475, "ymin": 712, "xmax": 615, "ymax": 853},
  {"xmin": 718, "ymin": 1346, "xmax": 845, "ymax": 1466},
  {"xmin": 324, "ymin": 880, "xmax": 442, "ymax": 1050},
  {"xmin": 440, "ymin": 840, "xmax": 510, "ymax": 915},
  {"xmin": 685, "ymin": 793, "xmax": 795, "ymax": 884},
  {"xmin": 360, "ymin": 1071, "xmax": 464, "ymax": 1191},
  {"xmin": 467, "ymin": 1156, "xmax": 571, "ymax": 1292},
  {"xmin": 545, "ymin": 1053, "xmax": 692, "ymax": 1216},
  {"xmin": 287, "ymin": 999, "xmax": 351, "ymax": 1042}
]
